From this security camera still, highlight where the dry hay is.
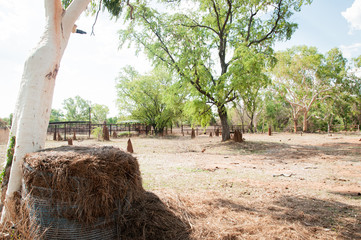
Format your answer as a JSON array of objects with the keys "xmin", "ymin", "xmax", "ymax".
[
  {"xmin": 23, "ymin": 146, "xmax": 143, "ymax": 224},
  {"xmin": 0, "ymin": 191, "xmax": 39, "ymax": 240},
  {"xmin": 118, "ymin": 191, "xmax": 191, "ymax": 240},
  {"xmin": 16, "ymin": 145, "xmax": 192, "ymax": 239}
]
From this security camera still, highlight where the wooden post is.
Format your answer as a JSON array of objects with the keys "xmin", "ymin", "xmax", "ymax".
[
  {"xmin": 64, "ymin": 123, "xmax": 67, "ymax": 140},
  {"xmin": 268, "ymin": 126, "xmax": 271, "ymax": 136}
]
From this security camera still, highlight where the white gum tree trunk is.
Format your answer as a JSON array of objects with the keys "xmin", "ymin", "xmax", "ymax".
[{"xmin": 1, "ymin": 0, "xmax": 91, "ymax": 222}]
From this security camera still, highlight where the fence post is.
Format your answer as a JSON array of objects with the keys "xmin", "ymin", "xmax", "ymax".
[{"xmin": 64, "ymin": 123, "xmax": 67, "ymax": 140}]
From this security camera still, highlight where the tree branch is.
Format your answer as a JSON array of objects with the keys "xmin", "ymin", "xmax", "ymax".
[
  {"xmin": 211, "ymin": 0, "xmax": 221, "ymax": 31},
  {"xmin": 247, "ymin": 0, "xmax": 283, "ymax": 47},
  {"xmin": 91, "ymin": 0, "xmax": 102, "ymax": 36},
  {"xmin": 63, "ymin": 0, "xmax": 91, "ymax": 32}
]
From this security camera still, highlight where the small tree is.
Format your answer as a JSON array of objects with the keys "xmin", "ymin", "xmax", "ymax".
[
  {"xmin": 116, "ymin": 67, "xmax": 184, "ymax": 134},
  {"xmin": 63, "ymin": 95, "xmax": 91, "ymax": 121},
  {"xmin": 91, "ymin": 104, "xmax": 110, "ymax": 124}
]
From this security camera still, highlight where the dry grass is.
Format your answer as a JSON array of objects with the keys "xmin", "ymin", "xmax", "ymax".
[{"xmin": 0, "ymin": 132, "xmax": 360, "ymax": 239}]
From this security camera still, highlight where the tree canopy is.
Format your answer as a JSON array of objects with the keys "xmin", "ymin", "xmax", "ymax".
[
  {"xmin": 116, "ymin": 66, "xmax": 184, "ymax": 134},
  {"xmin": 119, "ymin": 0, "xmax": 312, "ymax": 140},
  {"xmin": 272, "ymin": 46, "xmax": 349, "ymax": 132}
]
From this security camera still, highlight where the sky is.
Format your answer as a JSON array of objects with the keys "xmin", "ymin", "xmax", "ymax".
[{"xmin": 0, "ymin": 0, "xmax": 361, "ymax": 119}]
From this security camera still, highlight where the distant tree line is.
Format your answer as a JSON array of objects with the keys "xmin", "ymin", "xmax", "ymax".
[
  {"xmin": 115, "ymin": 45, "xmax": 361, "ymax": 135},
  {"xmin": 49, "ymin": 95, "xmax": 115, "ymax": 124}
]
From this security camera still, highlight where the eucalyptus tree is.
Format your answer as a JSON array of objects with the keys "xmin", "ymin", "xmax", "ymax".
[
  {"xmin": 50, "ymin": 109, "xmax": 65, "ymax": 122},
  {"xmin": 91, "ymin": 104, "xmax": 110, "ymax": 123},
  {"xmin": 120, "ymin": 0, "xmax": 312, "ymax": 141},
  {"xmin": 272, "ymin": 46, "xmax": 344, "ymax": 132},
  {"xmin": 116, "ymin": 66, "xmax": 184, "ymax": 134},
  {"xmin": 2, "ymin": 0, "xmax": 132, "ymax": 223},
  {"xmin": 62, "ymin": 96, "xmax": 92, "ymax": 121}
]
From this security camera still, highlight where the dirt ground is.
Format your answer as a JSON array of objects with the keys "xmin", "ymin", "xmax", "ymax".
[{"xmin": 0, "ymin": 132, "xmax": 360, "ymax": 239}]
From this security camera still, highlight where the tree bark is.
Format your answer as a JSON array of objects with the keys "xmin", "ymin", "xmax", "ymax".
[
  {"xmin": 293, "ymin": 118, "xmax": 298, "ymax": 133},
  {"xmin": 1, "ymin": 0, "xmax": 91, "ymax": 223},
  {"xmin": 303, "ymin": 111, "xmax": 308, "ymax": 132},
  {"xmin": 218, "ymin": 105, "xmax": 231, "ymax": 141}
]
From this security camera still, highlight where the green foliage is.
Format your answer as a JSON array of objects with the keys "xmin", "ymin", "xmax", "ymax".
[
  {"xmin": 258, "ymin": 90, "xmax": 290, "ymax": 131},
  {"xmin": 183, "ymin": 100, "xmax": 214, "ymax": 128},
  {"xmin": 0, "ymin": 136, "xmax": 15, "ymax": 185},
  {"xmin": 50, "ymin": 109, "xmax": 64, "ymax": 122},
  {"xmin": 91, "ymin": 104, "xmax": 109, "ymax": 123},
  {"xmin": 271, "ymin": 46, "xmax": 348, "ymax": 131},
  {"xmin": 107, "ymin": 116, "xmax": 119, "ymax": 124},
  {"xmin": 62, "ymin": 96, "xmax": 91, "ymax": 121},
  {"xmin": 120, "ymin": 0, "xmax": 312, "ymax": 139},
  {"xmin": 91, "ymin": 126, "xmax": 103, "ymax": 140},
  {"xmin": 61, "ymin": 0, "xmax": 73, "ymax": 8},
  {"xmin": 116, "ymin": 66, "xmax": 184, "ymax": 134}
]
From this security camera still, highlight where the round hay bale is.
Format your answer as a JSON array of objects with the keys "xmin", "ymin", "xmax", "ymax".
[{"xmin": 22, "ymin": 146, "xmax": 143, "ymax": 239}]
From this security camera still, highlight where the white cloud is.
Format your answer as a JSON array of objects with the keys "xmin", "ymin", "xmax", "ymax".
[
  {"xmin": 340, "ymin": 43, "xmax": 361, "ymax": 58},
  {"xmin": 342, "ymin": 0, "xmax": 361, "ymax": 33}
]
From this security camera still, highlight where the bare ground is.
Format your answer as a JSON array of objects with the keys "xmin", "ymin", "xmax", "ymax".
[{"xmin": 0, "ymin": 132, "xmax": 360, "ymax": 239}]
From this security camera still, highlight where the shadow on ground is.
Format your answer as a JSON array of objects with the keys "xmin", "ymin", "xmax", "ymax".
[
  {"xmin": 218, "ymin": 140, "xmax": 361, "ymax": 161},
  {"xmin": 271, "ymin": 196, "xmax": 361, "ymax": 240}
]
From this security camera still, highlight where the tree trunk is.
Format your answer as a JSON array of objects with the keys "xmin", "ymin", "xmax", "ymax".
[
  {"xmin": 218, "ymin": 105, "xmax": 230, "ymax": 141},
  {"xmin": 1, "ymin": 0, "xmax": 91, "ymax": 223},
  {"xmin": 303, "ymin": 111, "xmax": 308, "ymax": 132},
  {"xmin": 249, "ymin": 114, "xmax": 254, "ymax": 133},
  {"xmin": 293, "ymin": 118, "xmax": 298, "ymax": 133}
]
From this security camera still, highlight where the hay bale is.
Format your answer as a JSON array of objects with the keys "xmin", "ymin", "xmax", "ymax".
[
  {"xmin": 118, "ymin": 191, "xmax": 191, "ymax": 240},
  {"xmin": 23, "ymin": 146, "xmax": 143, "ymax": 222},
  {"xmin": 22, "ymin": 146, "xmax": 143, "ymax": 239}
]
